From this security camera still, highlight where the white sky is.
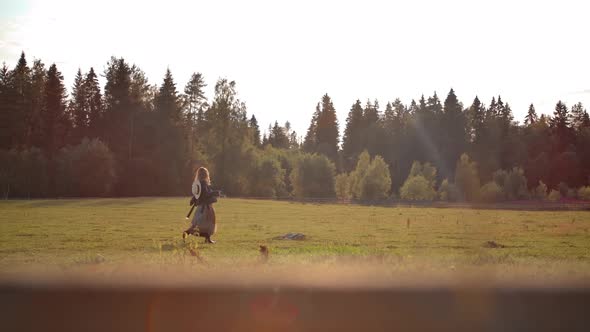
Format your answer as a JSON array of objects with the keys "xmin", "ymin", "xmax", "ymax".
[{"xmin": 1, "ymin": 0, "xmax": 589, "ymax": 136}]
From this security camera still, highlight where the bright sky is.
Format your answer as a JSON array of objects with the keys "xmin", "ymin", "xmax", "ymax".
[{"xmin": 1, "ymin": 0, "xmax": 589, "ymax": 136}]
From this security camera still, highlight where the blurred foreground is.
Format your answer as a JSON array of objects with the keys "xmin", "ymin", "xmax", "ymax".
[{"xmin": 1, "ymin": 263, "xmax": 589, "ymax": 332}]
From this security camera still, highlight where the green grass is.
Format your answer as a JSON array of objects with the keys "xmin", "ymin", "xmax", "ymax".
[{"xmin": 1, "ymin": 198, "xmax": 590, "ymax": 275}]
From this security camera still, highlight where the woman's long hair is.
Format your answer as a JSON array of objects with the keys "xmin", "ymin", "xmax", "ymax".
[{"xmin": 194, "ymin": 167, "xmax": 211, "ymax": 185}]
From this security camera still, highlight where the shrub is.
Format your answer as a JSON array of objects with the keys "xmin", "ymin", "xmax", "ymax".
[
  {"xmin": 578, "ymin": 186, "xmax": 590, "ymax": 201},
  {"xmin": 438, "ymin": 179, "xmax": 459, "ymax": 201},
  {"xmin": 492, "ymin": 167, "xmax": 528, "ymax": 200},
  {"xmin": 56, "ymin": 138, "xmax": 116, "ymax": 197},
  {"xmin": 547, "ymin": 189, "xmax": 561, "ymax": 202},
  {"xmin": 349, "ymin": 150, "xmax": 370, "ymax": 199},
  {"xmin": 409, "ymin": 161, "xmax": 437, "ymax": 187},
  {"xmin": 290, "ymin": 153, "xmax": 336, "ymax": 198},
  {"xmin": 335, "ymin": 173, "xmax": 351, "ymax": 200},
  {"xmin": 478, "ymin": 182, "xmax": 504, "ymax": 203},
  {"xmin": 400, "ymin": 175, "xmax": 436, "ymax": 201},
  {"xmin": 248, "ymin": 152, "xmax": 286, "ymax": 198},
  {"xmin": 454, "ymin": 153, "xmax": 481, "ymax": 202},
  {"xmin": 358, "ymin": 156, "xmax": 391, "ymax": 200},
  {"xmin": 532, "ymin": 181, "xmax": 547, "ymax": 200}
]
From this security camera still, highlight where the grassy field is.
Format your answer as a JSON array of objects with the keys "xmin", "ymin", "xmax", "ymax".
[{"xmin": 1, "ymin": 198, "xmax": 590, "ymax": 277}]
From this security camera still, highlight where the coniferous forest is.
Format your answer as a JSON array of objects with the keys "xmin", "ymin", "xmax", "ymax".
[{"xmin": 1, "ymin": 52, "xmax": 590, "ymax": 201}]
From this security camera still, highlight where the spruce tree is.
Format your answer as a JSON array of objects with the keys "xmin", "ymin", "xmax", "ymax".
[
  {"xmin": 249, "ymin": 115, "xmax": 261, "ymax": 146},
  {"xmin": 69, "ymin": 69, "xmax": 89, "ymax": 141},
  {"xmin": 29, "ymin": 60, "xmax": 46, "ymax": 147},
  {"xmin": 441, "ymin": 88, "xmax": 467, "ymax": 179},
  {"xmin": 3, "ymin": 52, "xmax": 32, "ymax": 148},
  {"xmin": 570, "ymin": 102, "xmax": 588, "ymax": 130},
  {"xmin": 0, "ymin": 63, "xmax": 14, "ymax": 149},
  {"xmin": 524, "ymin": 103, "xmax": 538, "ymax": 126},
  {"xmin": 315, "ymin": 94, "xmax": 339, "ymax": 162},
  {"xmin": 341, "ymin": 99, "xmax": 364, "ymax": 170},
  {"xmin": 303, "ymin": 103, "xmax": 320, "ymax": 153},
  {"xmin": 41, "ymin": 63, "xmax": 69, "ymax": 156},
  {"xmin": 85, "ymin": 67, "xmax": 102, "ymax": 138},
  {"xmin": 155, "ymin": 68, "xmax": 180, "ymax": 122}
]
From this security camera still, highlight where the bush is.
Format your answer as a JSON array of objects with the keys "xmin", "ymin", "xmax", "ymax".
[
  {"xmin": 290, "ymin": 153, "xmax": 336, "ymax": 198},
  {"xmin": 533, "ymin": 181, "xmax": 548, "ymax": 200},
  {"xmin": 492, "ymin": 167, "xmax": 528, "ymax": 200},
  {"xmin": 438, "ymin": 179, "xmax": 459, "ymax": 201},
  {"xmin": 358, "ymin": 155, "xmax": 391, "ymax": 200},
  {"xmin": 479, "ymin": 182, "xmax": 504, "ymax": 203},
  {"xmin": 400, "ymin": 175, "xmax": 436, "ymax": 201},
  {"xmin": 248, "ymin": 152, "xmax": 286, "ymax": 198},
  {"xmin": 454, "ymin": 153, "xmax": 481, "ymax": 202},
  {"xmin": 409, "ymin": 161, "xmax": 437, "ymax": 187},
  {"xmin": 578, "ymin": 186, "xmax": 590, "ymax": 200},
  {"xmin": 503, "ymin": 167, "xmax": 529, "ymax": 200},
  {"xmin": 56, "ymin": 138, "xmax": 116, "ymax": 197},
  {"xmin": 335, "ymin": 173, "xmax": 351, "ymax": 200},
  {"xmin": 349, "ymin": 150, "xmax": 370, "ymax": 199},
  {"xmin": 547, "ymin": 189, "xmax": 561, "ymax": 202}
]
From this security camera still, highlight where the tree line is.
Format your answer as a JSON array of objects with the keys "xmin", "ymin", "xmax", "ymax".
[{"xmin": 1, "ymin": 52, "xmax": 589, "ymax": 201}]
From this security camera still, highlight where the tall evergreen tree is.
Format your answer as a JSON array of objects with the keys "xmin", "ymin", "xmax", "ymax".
[
  {"xmin": 466, "ymin": 96, "xmax": 485, "ymax": 142},
  {"xmin": 315, "ymin": 94, "xmax": 339, "ymax": 162},
  {"xmin": 29, "ymin": 60, "xmax": 46, "ymax": 147},
  {"xmin": 183, "ymin": 72, "xmax": 207, "ymax": 126},
  {"xmin": 69, "ymin": 69, "xmax": 89, "ymax": 142},
  {"xmin": 268, "ymin": 121, "xmax": 289, "ymax": 149},
  {"xmin": 0, "ymin": 63, "xmax": 14, "ymax": 149},
  {"xmin": 155, "ymin": 68, "xmax": 180, "ymax": 121},
  {"xmin": 249, "ymin": 115, "xmax": 261, "ymax": 146},
  {"xmin": 41, "ymin": 64, "xmax": 70, "ymax": 195},
  {"xmin": 85, "ymin": 67, "xmax": 102, "ymax": 138},
  {"xmin": 303, "ymin": 103, "xmax": 321, "ymax": 153},
  {"xmin": 41, "ymin": 64, "xmax": 69, "ymax": 156},
  {"xmin": 440, "ymin": 88, "xmax": 467, "ymax": 179},
  {"xmin": 524, "ymin": 103, "xmax": 538, "ymax": 126},
  {"xmin": 570, "ymin": 102, "xmax": 588, "ymax": 130},
  {"xmin": 341, "ymin": 99, "xmax": 364, "ymax": 170}
]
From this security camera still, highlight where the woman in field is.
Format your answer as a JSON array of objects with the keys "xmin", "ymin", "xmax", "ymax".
[{"xmin": 183, "ymin": 167, "xmax": 220, "ymax": 244}]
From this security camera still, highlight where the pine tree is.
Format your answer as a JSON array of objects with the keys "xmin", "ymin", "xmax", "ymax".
[
  {"xmin": 69, "ymin": 69, "xmax": 89, "ymax": 141},
  {"xmin": 29, "ymin": 60, "xmax": 46, "ymax": 147},
  {"xmin": 440, "ymin": 88, "xmax": 467, "ymax": 179},
  {"xmin": 7, "ymin": 52, "xmax": 32, "ymax": 148},
  {"xmin": 41, "ymin": 63, "xmax": 69, "ymax": 156},
  {"xmin": 467, "ymin": 96, "xmax": 485, "ymax": 142},
  {"xmin": 341, "ymin": 99, "xmax": 364, "ymax": 170},
  {"xmin": 524, "ymin": 103, "xmax": 538, "ymax": 126},
  {"xmin": 570, "ymin": 102, "xmax": 588, "ymax": 130},
  {"xmin": 155, "ymin": 68, "xmax": 180, "ymax": 122},
  {"xmin": 41, "ymin": 63, "xmax": 70, "ymax": 196},
  {"xmin": 550, "ymin": 100, "xmax": 569, "ymax": 130},
  {"xmin": 268, "ymin": 121, "xmax": 289, "ymax": 149},
  {"xmin": 315, "ymin": 94, "xmax": 339, "ymax": 162},
  {"xmin": 249, "ymin": 115, "xmax": 261, "ymax": 146},
  {"xmin": 183, "ymin": 72, "xmax": 207, "ymax": 124},
  {"xmin": 0, "ymin": 63, "xmax": 15, "ymax": 149},
  {"xmin": 303, "ymin": 103, "xmax": 320, "ymax": 153},
  {"xmin": 85, "ymin": 67, "xmax": 102, "ymax": 138}
]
